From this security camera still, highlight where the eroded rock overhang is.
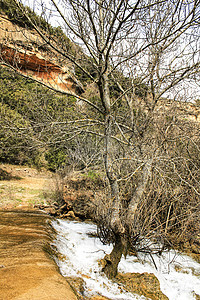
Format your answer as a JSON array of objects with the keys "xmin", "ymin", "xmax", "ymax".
[{"xmin": 0, "ymin": 14, "xmax": 84, "ymax": 95}]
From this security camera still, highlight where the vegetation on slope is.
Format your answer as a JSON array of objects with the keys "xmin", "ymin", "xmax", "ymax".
[{"xmin": 0, "ymin": 66, "xmax": 79, "ymax": 169}]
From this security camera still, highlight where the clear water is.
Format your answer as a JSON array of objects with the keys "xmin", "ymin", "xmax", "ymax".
[{"xmin": 52, "ymin": 219, "xmax": 200, "ymax": 300}]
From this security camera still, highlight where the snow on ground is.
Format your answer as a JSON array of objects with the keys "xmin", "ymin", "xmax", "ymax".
[{"xmin": 52, "ymin": 219, "xmax": 200, "ymax": 300}]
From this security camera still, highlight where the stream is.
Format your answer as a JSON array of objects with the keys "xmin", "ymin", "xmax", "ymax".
[{"xmin": 52, "ymin": 219, "xmax": 200, "ymax": 300}]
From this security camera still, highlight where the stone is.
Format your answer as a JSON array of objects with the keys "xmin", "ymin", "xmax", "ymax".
[
  {"xmin": 65, "ymin": 210, "xmax": 76, "ymax": 219},
  {"xmin": 44, "ymin": 206, "xmax": 57, "ymax": 215},
  {"xmin": 116, "ymin": 272, "xmax": 169, "ymax": 300},
  {"xmin": 65, "ymin": 276, "xmax": 85, "ymax": 296}
]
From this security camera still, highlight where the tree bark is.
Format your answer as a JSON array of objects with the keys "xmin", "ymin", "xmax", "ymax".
[
  {"xmin": 127, "ymin": 159, "xmax": 152, "ymax": 225},
  {"xmin": 99, "ymin": 71, "xmax": 125, "ymax": 234},
  {"xmin": 102, "ymin": 234, "xmax": 124, "ymax": 279}
]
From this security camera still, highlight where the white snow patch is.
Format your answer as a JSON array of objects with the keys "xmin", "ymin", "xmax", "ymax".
[{"xmin": 52, "ymin": 219, "xmax": 200, "ymax": 300}]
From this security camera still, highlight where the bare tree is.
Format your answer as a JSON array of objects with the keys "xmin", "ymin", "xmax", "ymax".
[{"xmin": 0, "ymin": 0, "xmax": 200, "ymax": 277}]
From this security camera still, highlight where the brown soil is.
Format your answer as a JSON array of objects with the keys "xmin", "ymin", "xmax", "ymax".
[{"xmin": 0, "ymin": 209, "xmax": 78, "ymax": 300}]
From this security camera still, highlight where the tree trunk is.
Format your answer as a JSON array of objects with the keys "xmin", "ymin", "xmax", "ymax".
[
  {"xmin": 98, "ymin": 10, "xmax": 125, "ymax": 274},
  {"xmin": 99, "ymin": 72, "xmax": 125, "ymax": 277},
  {"xmin": 99, "ymin": 71, "xmax": 125, "ymax": 234},
  {"xmin": 102, "ymin": 234, "xmax": 124, "ymax": 279},
  {"xmin": 127, "ymin": 159, "xmax": 152, "ymax": 226},
  {"xmin": 104, "ymin": 113, "xmax": 125, "ymax": 234}
]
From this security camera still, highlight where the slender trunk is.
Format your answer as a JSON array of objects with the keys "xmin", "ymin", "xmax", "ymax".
[
  {"xmin": 99, "ymin": 74, "xmax": 125, "ymax": 277},
  {"xmin": 104, "ymin": 113, "xmax": 125, "ymax": 234},
  {"xmin": 127, "ymin": 159, "xmax": 153, "ymax": 224},
  {"xmin": 99, "ymin": 72, "xmax": 125, "ymax": 234},
  {"xmin": 98, "ymin": 8, "xmax": 124, "ymax": 278}
]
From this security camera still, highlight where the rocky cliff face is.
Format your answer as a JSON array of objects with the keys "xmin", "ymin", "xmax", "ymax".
[{"xmin": 0, "ymin": 14, "xmax": 84, "ymax": 94}]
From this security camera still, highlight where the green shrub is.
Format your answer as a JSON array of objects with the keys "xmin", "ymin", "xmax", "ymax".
[{"xmin": 45, "ymin": 148, "xmax": 67, "ymax": 172}]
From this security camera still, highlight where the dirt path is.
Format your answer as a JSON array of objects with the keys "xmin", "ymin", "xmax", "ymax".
[
  {"xmin": 0, "ymin": 164, "xmax": 53, "ymax": 209},
  {"xmin": 0, "ymin": 209, "xmax": 78, "ymax": 300},
  {"xmin": 0, "ymin": 164, "xmax": 79, "ymax": 300}
]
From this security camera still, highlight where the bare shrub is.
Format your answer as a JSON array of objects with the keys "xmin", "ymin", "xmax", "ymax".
[
  {"xmin": 43, "ymin": 171, "xmax": 65, "ymax": 206},
  {"xmin": 95, "ymin": 111, "xmax": 200, "ymax": 256}
]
